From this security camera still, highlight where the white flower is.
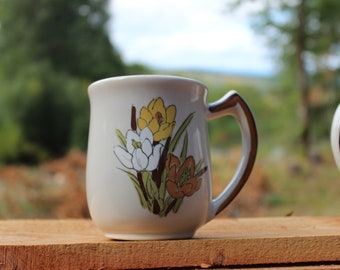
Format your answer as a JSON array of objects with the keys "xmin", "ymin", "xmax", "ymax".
[{"xmin": 114, "ymin": 127, "xmax": 164, "ymax": 171}]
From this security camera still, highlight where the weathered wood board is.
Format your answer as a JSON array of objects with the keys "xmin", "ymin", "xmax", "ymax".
[{"xmin": 0, "ymin": 217, "xmax": 339, "ymax": 269}]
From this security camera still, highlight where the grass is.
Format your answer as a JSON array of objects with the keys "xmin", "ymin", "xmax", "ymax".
[
  {"xmin": 260, "ymin": 144, "xmax": 340, "ymax": 216},
  {"xmin": 211, "ymin": 142, "xmax": 340, "ymax": 217}
]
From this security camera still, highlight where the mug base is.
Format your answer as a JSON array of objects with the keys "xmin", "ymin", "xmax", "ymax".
[{"xmin": 104, "ymin": 231, "xmax": 195, "ymax": 240}]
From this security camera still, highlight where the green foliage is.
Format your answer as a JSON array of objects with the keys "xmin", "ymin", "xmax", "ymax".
[
  {"xmin": 207, "ymin": 87, "xmax": 241, "ymax": 148},
  {"xmin": 228, "ymin": 0, "xmax": 340, "ymax": 155},
  {"xmin": 0, "ymin": 0, "xmax": 127, "ymax": 163},
  {"xmin": 207, "ymin": 82, "xmax": 280, "ymax": 150},
  {"xmin": 0, "ymin": 0, "xmax": 126, "ymax": 80},
  {"xmin": 0, "ymin": 121, "xmax": 23, "ymax": 163},
  {"xmin": 125, "ymin": 63, "xmax": 154, "ymax": 75},
  {"xmin": 0, "ymin": 62, "xmax": 90, "ymax": 162}
]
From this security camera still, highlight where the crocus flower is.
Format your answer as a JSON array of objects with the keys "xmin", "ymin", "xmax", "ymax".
[
  {"xmin": 114, "ymin": 127, "xmax": 163, "ymax": 171},
  {"xmin": 165, "ymin": 154, "xmax": 202, "ymax": 199},
  {"xmin": 137, "ymin": 97, "xmax": 176, "ymax": 142}
]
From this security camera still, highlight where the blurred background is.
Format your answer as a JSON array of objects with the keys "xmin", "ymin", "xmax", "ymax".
[{"xmin": 0, "ymin": 0, "xmax": 339, "ymax": 219}]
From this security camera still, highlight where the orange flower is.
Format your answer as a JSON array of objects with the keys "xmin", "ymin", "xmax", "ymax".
[{"xmin": 165, "ymin": 154, "xmax": 202, "ymax": 199}]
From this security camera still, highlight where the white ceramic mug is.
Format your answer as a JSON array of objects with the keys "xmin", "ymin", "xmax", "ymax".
[
  {"xmin": 331, "ymin": 104, "xmax": 340, "ymax": 170},
  {"xmin": 86, "ymin": 75, "xmax": 258, "ymax": 240}
]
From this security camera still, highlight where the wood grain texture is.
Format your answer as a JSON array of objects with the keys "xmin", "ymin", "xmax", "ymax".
[{"xmin": 0, "ymin": 217, "xmax": 339, "ymax": 269}]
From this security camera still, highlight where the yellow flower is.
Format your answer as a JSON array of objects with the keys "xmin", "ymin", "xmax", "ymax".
[{"xmin": 137, "ymin": 97, "xmax": 176, "ymax": 142}]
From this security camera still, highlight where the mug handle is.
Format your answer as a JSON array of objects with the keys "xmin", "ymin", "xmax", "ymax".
[{"xmin": 206, "ymin": 90, "xmax": 258, "ymax": 218}]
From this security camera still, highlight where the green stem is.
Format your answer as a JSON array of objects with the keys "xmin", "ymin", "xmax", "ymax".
[
  {"xmin": 165, "ymin": 198, "xmax": 178, "ymax": 216},
  {"xmin": 137, "ymin": 171, "xmax": 148, "ymax": 203}
]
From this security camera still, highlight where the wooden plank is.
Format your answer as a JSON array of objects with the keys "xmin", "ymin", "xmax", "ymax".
[
  {"xmin": 214, "ymin": 265, "xmax": 340, "ymax": 270},
  {"xmin": 0, "ymin": 217, "xmax": 339, "ymax": 269}
]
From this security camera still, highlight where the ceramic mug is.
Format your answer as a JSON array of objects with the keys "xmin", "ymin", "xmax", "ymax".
[
  {"xmin": 331, "ymin": 104, "xmax": 340, "ymax": 170},
  {"xmin": 86, "ymin": 75, "xmax": 258, "ymax": 240}
]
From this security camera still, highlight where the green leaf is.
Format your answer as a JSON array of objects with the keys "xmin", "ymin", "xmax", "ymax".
[
  {"xmin": 143, "ymin": 171, "xmax": 154, "ymax": 199},
  {"xmin": 180, "ymin": 132, "xmax": 188, "ymax": 163},
  {"xmin": 159, "ymin": 173, "xmax": 167, "ymax": 201},
  {"xmin": 134, "ymin": 185, "xmax": 148, "ymax": 209},
  {"xmin": 115, "ymin": 129, "xmax": 126, "ymax": 147},
  {"xmin": 150, "ymin": 177, "xmax": 159, "ymax": 198},
  {"xmin": 147, "ymin": 199, "xmax": 153, "ymax": 212},
  {"xmin": 124, "ymin": 170, "xmax": 138, "ymax": 184},
  {"xmin": 124, "ymin": 170, "xmax": 148, "ymax": 209},
  {"xmin": 141, "ymin": 171, "xmax": 150, "ymax": 186},
  {"xmin": 169, "ymin": 112, "xmax": 194, "ymax": 152},
  {"xmin": 163, "ymin": 196, "xmax": 173, "ymax": 215},
  {"xmin": 195, "ymin": 159, "xmax": 204, "ymax": 174},
  {"xmin": 156, "ymin": 197, "xmax": 165, "ymax": 213},
  {"xmin": 173, "ymin": 198, "xmax": 184, "ymax": 213}
]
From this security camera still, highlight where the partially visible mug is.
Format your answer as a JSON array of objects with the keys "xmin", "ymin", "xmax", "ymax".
[
  {"xmin": 331, "ymin": 104, "xmax": 340, "ymax": 170},
  {"xmin": 86, "ymin": 75, "xmax": 258, "ymax": 240}
]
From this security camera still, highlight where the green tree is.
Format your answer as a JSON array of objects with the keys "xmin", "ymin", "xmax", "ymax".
[
  {"xmin": 0, "ymin": 0, "xmax": 126, "ymax": 162},
  {"xmin": 229, "ymin": 0, "xmax": 340, "ymax": 157},
  {"xmin": 0, "ymin": 0, "xmax": 125, "ymax": 80}
]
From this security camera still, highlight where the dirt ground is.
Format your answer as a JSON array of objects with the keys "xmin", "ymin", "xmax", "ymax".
[{"xmin": 0, "ymin": 150, "xmax": 269, "ymax": 219}]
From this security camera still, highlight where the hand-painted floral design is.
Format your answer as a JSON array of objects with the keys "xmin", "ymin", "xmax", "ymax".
[
  {"xmin": 114, "ymin": 97, "xmax": 207, "ymax": 217},
  {"xmin": 165, "ymin": 154, "xmax": 207, "ymax": 199},
  {"xmin": 137, "ymin": 97, "xmax": 176, "ymax": 142},
  {"xmin": 114, "ymin": 127, "xmax": 163, "ymax": 171}
]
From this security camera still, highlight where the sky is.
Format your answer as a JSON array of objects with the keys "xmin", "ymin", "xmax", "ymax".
[{"xmin": 109, "ymin": 0, "xmax": 275, "ymax": 76}]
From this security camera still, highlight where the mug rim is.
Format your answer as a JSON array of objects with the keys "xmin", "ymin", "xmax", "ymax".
[{"xmin": 88, "ymin": 74, "xmax": 207, "ymax": 92}]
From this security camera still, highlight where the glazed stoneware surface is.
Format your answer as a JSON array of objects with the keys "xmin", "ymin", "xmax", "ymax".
[
  {"xmin": 86, "ymin": 75, "xmax": 257, "ymax": 240},
  {"xmin": 331, "ymin": 104, "xmax": 340, "ymax": 170}
]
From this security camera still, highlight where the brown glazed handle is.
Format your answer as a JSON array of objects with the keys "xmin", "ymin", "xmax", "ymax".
[{"xmin": 207, "ymin": 90, "xmax": 258, "ymax": 218}]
